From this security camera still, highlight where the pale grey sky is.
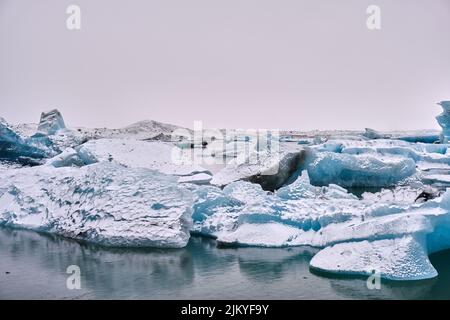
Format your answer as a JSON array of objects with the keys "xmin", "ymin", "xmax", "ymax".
[{"xmin": 1, "ymin": 0, "xmax": 450, "ymax": 130}]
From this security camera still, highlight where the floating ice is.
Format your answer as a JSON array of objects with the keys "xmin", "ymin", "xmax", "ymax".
[
  {"xmin": 0, "ymin": 162, "xmax": 193, "ymax": 248},
  {"xmin": 310, "ymin": 236, "xmax": 437, "ymax": 281}
]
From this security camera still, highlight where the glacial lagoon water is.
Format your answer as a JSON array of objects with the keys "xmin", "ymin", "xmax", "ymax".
[{"xmin": 0, "ymin": 227, "xmax": 450, "ymax": 300}]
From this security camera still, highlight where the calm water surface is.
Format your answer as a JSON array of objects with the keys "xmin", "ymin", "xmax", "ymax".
[{"xmin": 0, "ymin": 227, "xmax": 449, "ymax": 300}]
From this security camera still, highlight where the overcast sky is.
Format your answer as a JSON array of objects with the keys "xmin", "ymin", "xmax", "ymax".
[{"xmin": 1, "ymin": 0, "xmax": 450, "ymax": 130}]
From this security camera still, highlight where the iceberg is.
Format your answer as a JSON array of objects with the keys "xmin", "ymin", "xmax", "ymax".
[
  {"xmin": 211, "ymin": 149, "xmax": 307, "ymax": 191},
  {"xmin": 36, "ymin": 109, "xmax": 66, "ymax": 135},
  {"xmin": 306, "ymin": 151, "xmax": 416, "ymax": 188},
  {"xmin": 436, "ymin": 101, "xmax": 450, "ymax": 143},
  {"xmin": 45, "ymin": 147, "xmax": 85, "ymax": 167},
  {"xmin": 3, "ymin": 106, "xmax": 450, "ymax": 281},
  {"xmin": 75, "ymin": 138, "xmax": 210, "ymax": 176},
  {"xmin": 363, "ymin": 128, "xmax": 439, "ymax": 144},
  {"xmin": 0, "ymin": 162, "xmax": 193, "ymax": 248}
]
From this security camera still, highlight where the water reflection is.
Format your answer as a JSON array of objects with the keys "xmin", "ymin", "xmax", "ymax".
[{"xmin": 1, "ymin": 227, "xmax": 449, "ymax": 299}]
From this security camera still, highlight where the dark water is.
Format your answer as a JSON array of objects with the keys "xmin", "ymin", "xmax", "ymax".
[{"xmin": 0, "ymin": 227, "xmax": 449, "ymax": 300}]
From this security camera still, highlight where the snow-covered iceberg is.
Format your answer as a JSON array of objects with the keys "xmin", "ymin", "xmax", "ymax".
[{"xmin": 0, "ymin": 162, "xmax": 193, "ymax": 248}]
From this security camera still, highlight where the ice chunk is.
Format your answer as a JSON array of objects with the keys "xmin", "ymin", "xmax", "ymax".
[
  {"xmin": 310, "ymin": 236, "xmax": 437, "ymax": 281},
  {"xmin": 362, "ymin": 128, "xmax": 440, "ymax": 144},
  {"xmin": 307, "ymin": 152, "xmax": 416, "ymax": 187},
  {"xmin": 363, "ymin": 128, "xmax": 391, "ymax": 140},
  {"xmin": 0, "ymin": 162, "xmax": 193, "ymax": 248},
  {"xmin": 93, "ymin": 119, "xmax": 183, "ymax": 141},
  {"xmin": 396, "ymin": 134, "xmax": 440, "ymax": 144},
  {"xmin": 190, "ymin": 185, "xmax": 244, "ymax": 236},
  {"xmin": 211, "ymin": 150, "xmax": 307, "ymax": 191},
  {"xmin": 361, "ymin": 186, "xmax": 430, "ymax": 204},
  {"xmin": 0, "ymin": 119, "xmax": 47, "ymax": 164},
  {"xmin": 421, "ymin": 174, "xmax": 450, "ymax": 187},
  {"xmin": 45, "ymin": 148, "xmax": 85, "ymax": 167},
  {"xmin": 36, "ymin": 109, "xmax": 66, "ymax": 135},
  {"xmin": 178, "ymin": 173, "xmax": 212, "ymax": 185},
  {"xmin": 75, "ymin": 139, "xmax": 210, "ymax": 176},
  {"xmin": 436, "ymin": 101, "xmax": 450, "ymax": 143},
  {"xmin": 207, "ymin": 178, "xmax": 450, "ymax": 280},
  {"xmin": 192, "ymin": 166, "xmax": 450, "ymax": 281}
]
